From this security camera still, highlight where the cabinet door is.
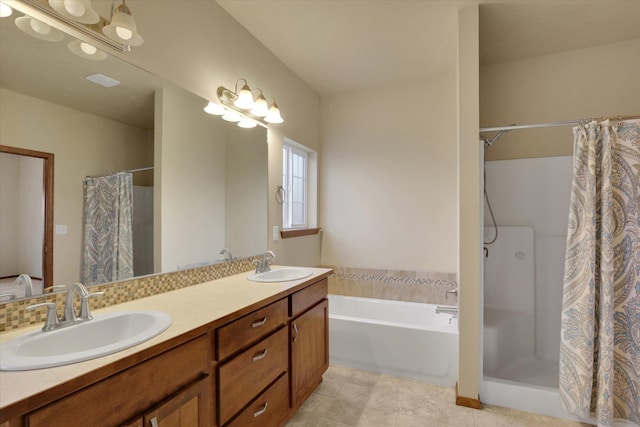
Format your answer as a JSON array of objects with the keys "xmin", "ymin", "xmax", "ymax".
[
  {"xmin": 143, "ymin": 377, "xmax": 210, "ymax": 427},
  {"xmin": 290, "ymin": 299, "xmax": 329, "ymax": 407}
]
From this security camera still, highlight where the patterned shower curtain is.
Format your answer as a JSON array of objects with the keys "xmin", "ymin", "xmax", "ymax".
[
  {"xmin": 560, "ymin": 119, "xmax": 640, "ymax": 427},
  {"xmin": 82, "ymin": 172, "xmax": 134, "ymax": 285}
]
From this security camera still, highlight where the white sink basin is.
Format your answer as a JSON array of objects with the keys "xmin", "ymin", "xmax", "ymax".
[
  {"xmin": 248, "ymin": 267, "xmax": 313, "ymax": 283},
  {"xmin": 0, "ymin": 311, "xmax": 171, "ymax": 371}
]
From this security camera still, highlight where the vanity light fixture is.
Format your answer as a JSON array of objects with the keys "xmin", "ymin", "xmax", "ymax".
[
  {"xmin": 8, "ymin": 0, "xmax": 143, "ymax": 53},
  {"xmin": 48, "ymin": 0, "xmax": 99, "ymax": 24},
  {"xmin": 206, "ymin": 78, "xmax": 284, "ymax": 129},
  {"xmin": 15, "ymin": 15, "xmax": 64, "ymax": 41},
  {"xmin": 102, "ymin": 0, "xmax": 143, "ymax": 46},
  {"xmin": 68, "ymin": 39, "xmax": 107, "ymax": 60},
  {"xmin": 0, "ymin": 1, "xmax": 13, "ymax": 17}
]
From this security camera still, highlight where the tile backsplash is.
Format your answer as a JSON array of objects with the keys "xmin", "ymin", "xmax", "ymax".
[
  {"xmin": 326, "ymin": 265, "xmax": 457, "ymax": 305},
  {"xmin": 0, "ymin": 257, "xmax": 258, "ymax": 332}
]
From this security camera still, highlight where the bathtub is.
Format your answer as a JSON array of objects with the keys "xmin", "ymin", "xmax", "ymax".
[{"xmin": 328, "ymin": 294, "xmax": 459, "ymax": 386}]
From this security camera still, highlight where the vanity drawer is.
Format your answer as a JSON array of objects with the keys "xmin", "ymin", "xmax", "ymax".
[
  {"xmin": 218, "ymin": 327, "xmax": 288, "ymax": 426},
  {"xmin": 227, "ymin": 372, "xmax": 289, "ymax": 427},
  {"xmin": 290, "ymin": 278, "xmax": 328, "ymax": 318},
  {"xmin": 216, "ymin": 298, "xmax": 288, "ymax": 361}
]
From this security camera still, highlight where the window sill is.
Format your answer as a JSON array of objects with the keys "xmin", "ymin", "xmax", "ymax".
[{"xmin": 280, "ymin": 228, "xmax": 321, "ymax": 239}]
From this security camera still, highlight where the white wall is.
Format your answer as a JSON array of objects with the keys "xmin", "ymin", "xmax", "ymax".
[
  {"xmin": 484, "ymin": 156, "xmax": 573, "ymax": 362},
  {"xmin": 320, "ymin": 74, "xmax": 458, "ymax": 272}
]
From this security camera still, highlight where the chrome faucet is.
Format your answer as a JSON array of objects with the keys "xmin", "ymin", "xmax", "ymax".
[
  {"xmin": 445, "ymin": 288, "xmax": 458, "ymax": 300},
  {"xmin": 255, "ymin": 250, "xmax": 276, "ymax": 274},
  {"xmin": 16, "ymin": 274, "xmax": 34, "ymax": 297},
  {"xmin": 27, "ymin": 283, "xmax": 104, "ymax": 332},
  {"xmin": 219, "ymin": 248, "xmax": 234, "ymax": 261}
]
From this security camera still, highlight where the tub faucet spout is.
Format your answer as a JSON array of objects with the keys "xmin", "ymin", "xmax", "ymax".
[{"xmin": 445, "ymin": 289, "xmax": 457, "ymax": 300}]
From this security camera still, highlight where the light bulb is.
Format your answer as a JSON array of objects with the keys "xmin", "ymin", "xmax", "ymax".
[
  {"xmin": 204, "ymin": 102, "xmax": 225, "ymax": 115},
  {"xmin": 115, "ymin": 26, "xmax": 133, "ymax": 40},
  {"xmin": 250, "ymin": 96, "xmax": 269, "ymax": 117},
  {"xmin": 238, "ymin": 118, "xmax": 257, "ymax": 129},
  {"xmin": 0, "ymin": 2, "xmax": 13, "ymax": 18},
  {"xmin": 63, "ymin": 0, "xmax": 85, "ymax": 17},
  {"xmin": 234, "ymin": 84, "xmax": 255, "ymax": 110},
  {"xmin": 80, "ymin": 42, "xmax": 97, "ymax": 55},
  {"xmin": 222, "ymin": 110, "xmax": 241, "ymax": 123},
  {"xmin": 265, "ymin": 104, "xmax": 283, "ymax": 124},
  {"xmin": 30, "ymin": 19, "xmax": 52, "ymax": 35}
]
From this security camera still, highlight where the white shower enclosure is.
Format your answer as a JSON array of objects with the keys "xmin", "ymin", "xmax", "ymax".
[{"xmin": 480, "ymin": 156, "xmax": 580, "ymax": 420}]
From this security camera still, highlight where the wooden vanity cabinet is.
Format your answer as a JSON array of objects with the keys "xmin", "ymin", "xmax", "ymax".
[
  {"xmin": 215, "ymin": 277, "xmax": 329, "ymax": 426},
  {"xmin": 123, "ymin": 376, "xmax": 210, "ymax": 427},
  {"xmin": 289, "ymin": 279, "xmax": 329, "ymax": 409},
  {"xmin": 215, "ymin": 299, "xmax": 289, "ymax": 426},
  {"xmin": 2, "ymin": 272, "xmax": 332, "ymax": 427},
  {"xmin": 25, "ymin": 335, "xmax": 211, "ymax": 427}
]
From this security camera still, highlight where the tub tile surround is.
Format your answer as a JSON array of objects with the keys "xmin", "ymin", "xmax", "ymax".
[
  {"xmin": 327, "ymin": 266, "xmax": 458, "ymax": 305},
  {"xmin": 0, "ymin": 257, "xmax": 260, "ymax": 331},
  {"xmin": 287, "ymin": 365, "xmax": 591, "ymax": 427}
]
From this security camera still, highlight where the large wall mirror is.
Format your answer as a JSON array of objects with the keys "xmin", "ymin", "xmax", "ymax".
[{"xmin": 0, "ymin": 4, "xmax": 268, "ymax": 301}]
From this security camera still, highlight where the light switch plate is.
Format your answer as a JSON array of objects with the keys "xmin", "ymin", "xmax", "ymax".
[{"xmin": 273, "ymin": 226, "xmax": 280, "ymax": 241}]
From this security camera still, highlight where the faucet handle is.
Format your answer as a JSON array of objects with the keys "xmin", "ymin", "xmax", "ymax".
[
  {"xmin": 79, "ymin": 292, "xmax": 104, "ymax": 320},
  {"xmin": 27, "ymin": 302, "xmax": 59, "ymax": 331}
]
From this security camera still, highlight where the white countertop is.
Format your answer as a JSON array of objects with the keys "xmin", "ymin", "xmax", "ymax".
[{"xmin": 0, "ymin": 266, "xmax": 332, "ymax": 415}]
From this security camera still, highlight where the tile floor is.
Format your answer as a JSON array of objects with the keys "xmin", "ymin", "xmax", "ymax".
[{"xmin": 287, "ymin": 365, "xmax": 591, "ymax": 427}]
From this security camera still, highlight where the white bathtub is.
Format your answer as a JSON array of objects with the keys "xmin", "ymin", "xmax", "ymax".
[{"xmin": 328, "ymin": 294, "xmax": 459, "ymax": 386}]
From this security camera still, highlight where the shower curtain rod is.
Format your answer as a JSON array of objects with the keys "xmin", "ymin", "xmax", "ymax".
[
  {"xmin": 479, "ymin": 114, "xmax": 640, "ymax": 132},
  {"xmin": 86, "ymin": 166, "xmax": 154, "ymax": 178}
]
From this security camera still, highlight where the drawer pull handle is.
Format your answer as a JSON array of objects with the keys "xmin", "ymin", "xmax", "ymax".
[
  {"xmin": 252, "ymin": 316, "xmax": 267, "ymax": 328},
  {"xmin": 253, "ymin": 401, "xmax": 268, "ymax": 417},
  {"xmin": 292, "ymin": 323, "xmax": 299, "ymax": 343},
  {"xmin": 252, "ymin": 349, "xmax": 268, "ymax": 362},
  {"xmin": 150, "ymin": 417, "xmax": 159, "ymax": 427}
]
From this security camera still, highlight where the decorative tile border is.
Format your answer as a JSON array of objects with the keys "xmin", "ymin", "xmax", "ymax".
[
  {"xmin": 325, "ymin": 266, "xmax": 458, "ymax": 306},
  {"xmin": 0, "ymin": 257, "xmax": 259, "ymax": 332},
  {"xmin": 331, "ymin": 272, "xmax": 457, "ymax": 287}
]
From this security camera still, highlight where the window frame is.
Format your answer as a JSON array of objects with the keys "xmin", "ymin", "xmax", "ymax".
[{"xmin": 282, "ymin": 138, "xmax": 317, "ymax": 234}]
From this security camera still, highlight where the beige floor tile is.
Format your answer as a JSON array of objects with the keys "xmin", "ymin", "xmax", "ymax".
[
  {"xmin": 396, "ymin": 413, "xmax": 438, "ymax": 427},
  {"xmin": 287, "ymin": 365, "xmax": 585, "ymax": 427},
  {"xmin": 435, "ymin": 403, "xmax": 476, "ymax": 427},
  {"xmin": 356, "ymin": 407, "xmax": 397, "ymax": 427}
]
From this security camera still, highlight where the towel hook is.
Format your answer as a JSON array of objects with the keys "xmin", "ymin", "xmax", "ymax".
[{"xmin": 275, "ymin": 185, "xmax": 286, "ymax": 205}]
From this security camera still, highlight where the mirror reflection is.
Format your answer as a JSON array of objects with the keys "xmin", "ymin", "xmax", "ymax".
[{"xmin": 0, "ymin": 7, "xmax": 268, "ymax": 300}]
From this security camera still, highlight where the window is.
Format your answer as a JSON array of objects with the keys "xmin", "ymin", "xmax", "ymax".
[{"xmin": 283, "ymin": 141, "xmax": 308, "ymax": 229}]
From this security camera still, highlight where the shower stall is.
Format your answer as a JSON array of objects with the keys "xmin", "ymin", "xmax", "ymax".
[{"xmin": 479, "ymin": 154, "xmax": 579, "ymax": 420}]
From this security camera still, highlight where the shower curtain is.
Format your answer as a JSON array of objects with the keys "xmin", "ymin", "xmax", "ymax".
[
  {"xmin": 560, "ymin": 119, "xmax": 640, "ymax": 427},
  {"xmin": 82, "ymin": 172, "xmax": 134, "ymax": 285}
]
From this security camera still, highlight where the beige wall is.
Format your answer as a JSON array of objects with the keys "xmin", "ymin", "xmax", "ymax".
[
  {"xmin": 457, "ymin": 4, "xmax": 481, "ymax": 401},
  {"xmin": 481, "ymin": 38, "xmax": 640, "ymax": 160},
  {"xmin": 0, "ymin": 88, "xmax": 151, "ymax": 285},
  {"xmin": 104, "ymin": 1, "xmax": 323, "ymax": 267},
  {"xmin": 0, "ymin": 154, "xmax": 20, "ymax": 276},
  {"xmin": 156, "ymin": 85, "xmax": 227, "ymax": 271},
  {"xmin": 319, "ymin": 73, "xmax": 458, "ymax": 273}
]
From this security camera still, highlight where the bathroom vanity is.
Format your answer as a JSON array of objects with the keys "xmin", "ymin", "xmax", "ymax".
[{"xmin": 0, "ymin": 268, "xmax": 331, "ymax": 427}]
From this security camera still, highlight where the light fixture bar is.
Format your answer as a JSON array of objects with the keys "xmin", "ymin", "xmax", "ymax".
[
  {"xmin": 6, "ymin": 0, "xmax": 131, "ymax": 52},
  {"xmin": 217, "ymin": 85, "xmax": 268, "ymax": 128}
]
